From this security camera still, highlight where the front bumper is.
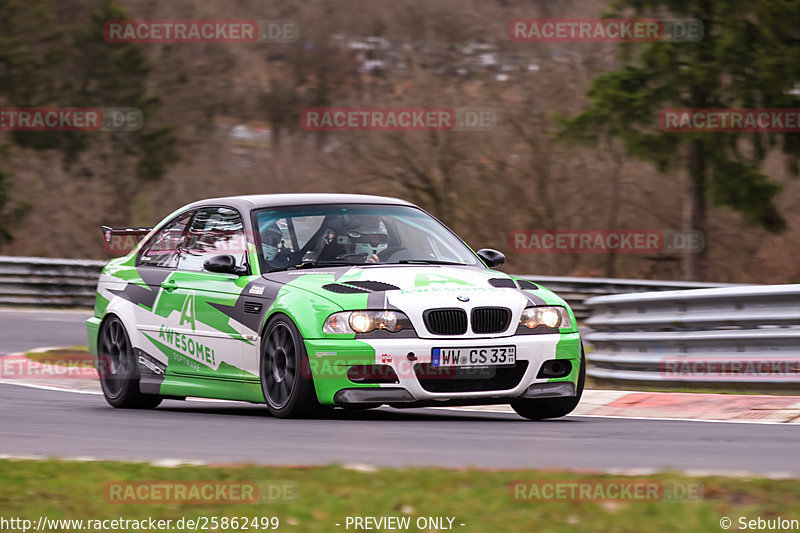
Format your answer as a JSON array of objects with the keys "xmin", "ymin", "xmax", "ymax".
[
  {"xmin": 305, "ymin": 332, "xmax": 581, "ymax": 405},
  {"xmin": 333, "ymin": 381, "xmax": 576, "ymax": 406}
]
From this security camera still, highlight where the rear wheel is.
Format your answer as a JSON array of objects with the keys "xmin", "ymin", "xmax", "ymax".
[
  {"xmin": 97, "ymin": 316, "xmax": 162, "ymax": 409},
  {"xmin": 511, "ymin": 345, "xmax": 585, "ymax": 420},
  {"xmin": 260, "ymin": 315, "xmax": 330, "ymax": 418}
]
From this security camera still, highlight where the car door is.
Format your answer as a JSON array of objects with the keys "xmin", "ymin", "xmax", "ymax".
[
  {"xmin": 131, "ymin": 209, "xmax": 195, "ymax": 363},
  {"xmin": 167, "ymin": 206, "xmax": 248, "ymax": 382}
]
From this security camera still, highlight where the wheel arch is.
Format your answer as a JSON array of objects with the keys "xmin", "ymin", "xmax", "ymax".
[{"xmin": 96, "ymin": 311, "xmax": 122, "ymax": 352}]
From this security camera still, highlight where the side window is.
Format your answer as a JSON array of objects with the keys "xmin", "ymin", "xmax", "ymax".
[
  {"xmin": 137, "ymin": 211, "xmax": 195, "ymax": 268},
  {"xmin": 178, "ymin": 206, "xmax": 247, "ymax": 273}
]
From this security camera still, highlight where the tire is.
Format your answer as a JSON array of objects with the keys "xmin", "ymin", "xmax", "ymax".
[
  {"xmin": 260, "ymin": 314, "xmax": 330, "ymax": 418},
  {"xmin": 510, "ymin": 345, "xmax": 586, "ymax": 420},
  {"xmin": 97, "ymin": 316, "xmax": 162, "ymax": 409}
]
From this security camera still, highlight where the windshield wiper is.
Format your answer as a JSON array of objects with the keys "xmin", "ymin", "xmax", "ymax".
[
  {"xmin": 269, "ymin": 261, "xmax": 361, "ymax": 272},
  {"xmin": 393, "ymin": 259, "xmax": 467, "ymax": 265}
]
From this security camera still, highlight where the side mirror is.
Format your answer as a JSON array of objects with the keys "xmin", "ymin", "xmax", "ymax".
[
  {"xmin": 204, "ymin": 254, "xmax": 247, "ymax": 275},
  {"xmin": 476, "ymin": 248, "xmax": 505, "ymax": 268}
]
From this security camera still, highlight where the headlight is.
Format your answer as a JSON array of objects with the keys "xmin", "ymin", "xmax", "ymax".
[
  {"xmin": 519, "ymin": 306, "xmax": 571, "ymax": 330},
  {"xmin": 324, "ymin": 310, "xmax": 409, "ymax": 334}
]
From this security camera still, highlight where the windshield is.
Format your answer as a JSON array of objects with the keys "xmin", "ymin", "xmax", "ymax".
[{"xmin": 254, "ymin": 204, "xmax": 481, "ymax": 271}]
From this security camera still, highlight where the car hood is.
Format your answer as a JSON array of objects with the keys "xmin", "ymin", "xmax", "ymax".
[{"xmin": 262, "ymin": 264, "xmax": 567, "ymax": 322}]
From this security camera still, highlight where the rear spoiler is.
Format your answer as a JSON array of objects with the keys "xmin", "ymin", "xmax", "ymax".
[{"xmin": 101, "ymin": 226, "xmax": 152, "ymax": 255}]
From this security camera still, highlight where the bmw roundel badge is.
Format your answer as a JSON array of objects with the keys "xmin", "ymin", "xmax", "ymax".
[{"xmin": 457, "ymin": 295, "xmax": 470, "ymax": 302}]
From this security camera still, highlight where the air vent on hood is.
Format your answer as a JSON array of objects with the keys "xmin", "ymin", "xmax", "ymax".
[
  {"xmin": 322, "ymin": 283, "xmax": 369, "ymax": 294},
  {"xmin": 322, "ymin": 281, "xmax": 400, "ymax": 294},
  {"xmin": 516, "ymin": 279, "xmax": 540, "ymax": 290},
  {"xmin": 488, "ymin": 278, "xmax": 516, "ymax": 289},
  {"xmin": 343, "ymin": 280, "xmax": 400, "ymax": 292}
]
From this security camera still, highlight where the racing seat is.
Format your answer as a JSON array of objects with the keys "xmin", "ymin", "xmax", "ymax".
[{"xmin": 317, "ymin": 241, "xmax": 346, "ymax": 262}]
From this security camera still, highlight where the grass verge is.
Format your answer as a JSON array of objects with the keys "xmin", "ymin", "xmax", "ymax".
[
  {"xmin": 24, "ymin": 346, "xmax": 91, "ymax": 367},
  {"xmin": 0, "ymin": 459, "xmax": 797, "ymax": 532}
]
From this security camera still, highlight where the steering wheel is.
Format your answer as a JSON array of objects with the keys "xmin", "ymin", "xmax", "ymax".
[{"xmin": 378, "ymin": 247, "xmax": 411, "ymax": 262}]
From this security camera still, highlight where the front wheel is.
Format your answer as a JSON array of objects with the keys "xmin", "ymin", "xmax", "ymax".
[
  {"xmin": 97, "ymin": 316, "xmax": 162, "ymax": 409},
  {"xmin": 260, "ymin": 315, "xmax": 330, "ymax": 418},
  {"xmin": 510, "ymin": 345, "xmax": 585, "ymax": 420}
]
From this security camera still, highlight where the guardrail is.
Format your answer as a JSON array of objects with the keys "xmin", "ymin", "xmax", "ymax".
[
  {"xmin": 583, "ymin": 285, "xmax": 800, "ymax": 389},
  {"xmin": 0, "ymin": 256, "xmax": 739, "ymax": 312},
  {"xmin": 0, "ymin": 256, "xmax": 105, "ymax": 307},
  {"xmin": 519, "ymin": 275, "xmax": 738, "ymax": 321}
]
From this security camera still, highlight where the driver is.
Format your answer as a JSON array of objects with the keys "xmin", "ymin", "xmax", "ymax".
[
  {"xmin": 260, "ymin": 222, "xmax": 287, "ymax": 268},
  {"xmin": 354, "ymin": 217, "xmax": 389, "ymax": 263}
]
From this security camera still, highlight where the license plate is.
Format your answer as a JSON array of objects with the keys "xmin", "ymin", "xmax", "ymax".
[{"xmin": 431, "ymin": 346, "xmax": 516, "ymax": 367}]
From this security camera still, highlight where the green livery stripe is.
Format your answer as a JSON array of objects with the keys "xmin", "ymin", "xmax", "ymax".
[{"xmin": 551, "ymin": 332, "xmax": 582, "ymax": 384}]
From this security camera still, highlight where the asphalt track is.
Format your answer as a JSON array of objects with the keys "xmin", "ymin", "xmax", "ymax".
[
  {"xmin": 0, "ymin": 308, "xmax": 90, "ymax": 353},
  {"xmin": 1, "ymin": 309, "xmax": 799, "ymax": 474}
]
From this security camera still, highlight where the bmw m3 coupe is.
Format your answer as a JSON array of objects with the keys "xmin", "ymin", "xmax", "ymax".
[{"xmin": 88, "ymin": 194, "xmax": 584, "ymax": 419}]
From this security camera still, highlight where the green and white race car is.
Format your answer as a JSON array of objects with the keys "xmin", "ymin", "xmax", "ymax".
[{"xmin": 87, "ymin": 194, "xmax": 584, "ymax": 419}]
